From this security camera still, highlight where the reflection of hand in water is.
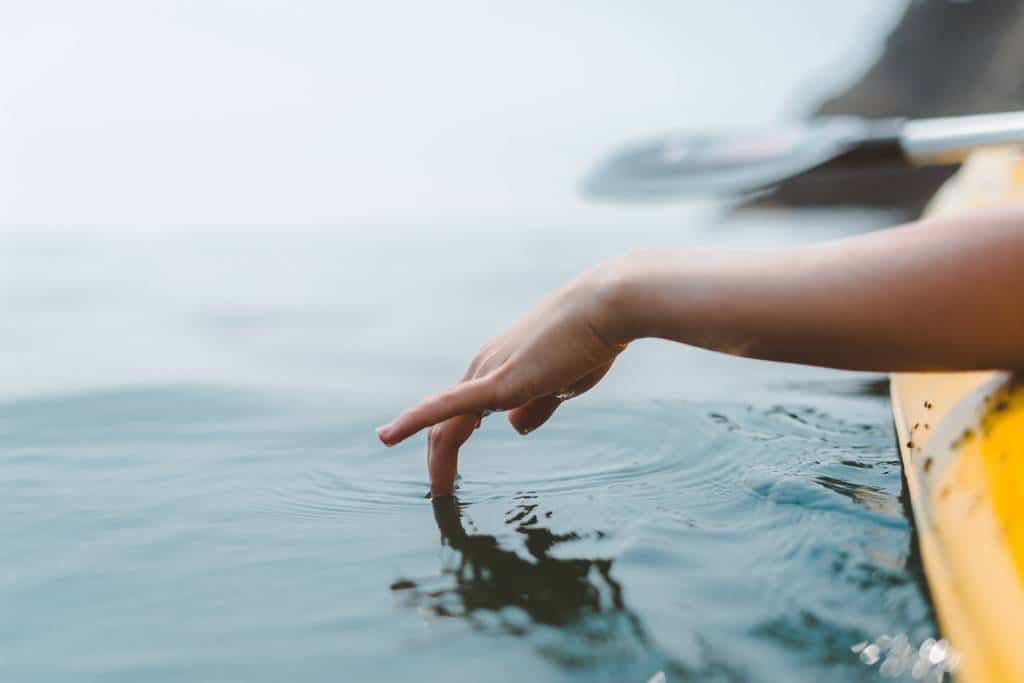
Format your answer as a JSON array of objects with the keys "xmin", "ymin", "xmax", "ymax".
[
  {"xmin": 392, "ymin": 494, "xmax": 644, "ymax": 635},
  {"xmin": 391, "ymin": 496, "xmax": 681, "ymax": 679}
]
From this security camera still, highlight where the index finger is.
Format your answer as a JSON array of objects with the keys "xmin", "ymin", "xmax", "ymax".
[{"xmin": 377, "ymin": 376, "xmax": 497, "ymax": 446}]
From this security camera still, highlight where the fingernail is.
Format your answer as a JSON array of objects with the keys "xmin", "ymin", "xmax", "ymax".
[{"xmin": 376, "ymin": 425, "xmax": 393, "ymax": 445}]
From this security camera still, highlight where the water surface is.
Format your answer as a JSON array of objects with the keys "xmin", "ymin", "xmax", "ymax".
[{"xmin": 2, "ymin": 223, "xmax": 935, "ymax": 681}]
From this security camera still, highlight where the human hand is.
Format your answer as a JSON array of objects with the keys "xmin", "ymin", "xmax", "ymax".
[{"xmin": 376, "ymin": 263, "xmax": 630, "ymax": 496}]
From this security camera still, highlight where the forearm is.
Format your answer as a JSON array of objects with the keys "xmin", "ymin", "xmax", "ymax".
[{"xmin": 607, "ymin": 207, "xmax": 1024, "ymax": 372}]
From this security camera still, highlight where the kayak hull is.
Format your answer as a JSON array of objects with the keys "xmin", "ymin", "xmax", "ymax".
[{"xmin": 891, "ymin": 148, "xmax": 1024, "ymax": 683}]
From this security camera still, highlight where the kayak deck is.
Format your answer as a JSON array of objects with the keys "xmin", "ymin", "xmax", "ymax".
[{"xmin": 891, "ymin": 148, "xmax": 1024, "ymax": 683}]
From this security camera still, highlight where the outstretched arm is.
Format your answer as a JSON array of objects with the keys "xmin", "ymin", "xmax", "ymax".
[
  {"xmin": 616, "ymin": 206, "xmax": 1024, "ymax": 371},
  {"xmin": 377, "ymin": 206, "xmax": 1024, "ymax": 495}
]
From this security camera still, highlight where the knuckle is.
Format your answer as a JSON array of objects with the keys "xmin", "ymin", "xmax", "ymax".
[
  {"xmin": 427, "ymin": 425, "xmax": 448, "ymax": 450},
  {"xmin": 490, "ymin": 367, "xmax": 526, "ymax": 408}
]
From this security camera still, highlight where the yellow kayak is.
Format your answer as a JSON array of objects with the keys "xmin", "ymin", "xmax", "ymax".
[{"xmin": 891, "ymin": 147, "xmax": 1024, "ymax": 683}]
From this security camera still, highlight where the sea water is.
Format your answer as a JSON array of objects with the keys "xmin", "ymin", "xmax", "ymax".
[{"xmin": 2, "ymin": 214, "xmax": 937, "ymax": 681}]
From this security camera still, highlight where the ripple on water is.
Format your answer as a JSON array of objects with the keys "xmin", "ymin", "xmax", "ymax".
[
  {"xmin": 381, "ymin": 396, "xmax": 934, "ymax": 681},
  {"xmin": 8, "ymin": 384, "xmax": 932, "ymax": 682},
  {"xmin": 257, "ymin": 470, "xmax": 429, "ymax": 519}
]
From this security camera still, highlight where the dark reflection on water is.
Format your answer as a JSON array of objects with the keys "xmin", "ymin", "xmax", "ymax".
[
  {"xmin": 420, "ymin": 495, "xmax": 624, "ymax": 626},
  {"xmin": 813, "ymin": 475, "xmax": 902, "ymax": 518},
  {"xmin": 391, "ymin": 495, "xmax": 675, "ymax": 676}
]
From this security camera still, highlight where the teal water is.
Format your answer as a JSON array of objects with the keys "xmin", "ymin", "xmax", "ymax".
[
  {"xmin": 2, "ymin": 221, "xmax": 936, "ymax": 682},
  {"xmin": 2, "ymin": 382, "xmax": 933, "ymax": 681}
]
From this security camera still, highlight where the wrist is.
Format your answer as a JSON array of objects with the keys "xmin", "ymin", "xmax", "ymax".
[{"xmin": 591, "ymin": 250, "xmax": 660, "ymax": 344}]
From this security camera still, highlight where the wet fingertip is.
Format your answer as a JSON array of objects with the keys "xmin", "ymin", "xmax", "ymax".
[
  {"xmin": 430, "ymin": 483, "xmax": 456, "ymax": 497},
  {"xmin": 430, "ymin": 472, "xmax": 461, "ymax": 497}
]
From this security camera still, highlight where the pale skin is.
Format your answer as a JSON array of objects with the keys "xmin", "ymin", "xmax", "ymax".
[{"xmin": 376, "ymin": 206, "xmax": 1024, "ymax": 496}]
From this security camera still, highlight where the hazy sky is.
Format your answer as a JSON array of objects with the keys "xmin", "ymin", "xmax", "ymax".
[{"xmin": 0, "ymin": 1, "xmax": 904, "ymax": 228}]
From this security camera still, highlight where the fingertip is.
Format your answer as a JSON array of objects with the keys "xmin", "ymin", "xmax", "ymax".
[
  {"xmin": 376, "ymin": 424, "xmax": 395, "ymax": 446},
  {"xmin": 428, "ymin": 457, "xmax": 458, "ymax": 498},
  {"xmin": 430, "ymin": 481, "xmax": 456, "ymax": 497},
  {"xmin": 378, "ymin": 414, "xmax": 418, "ymax": 446}
]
